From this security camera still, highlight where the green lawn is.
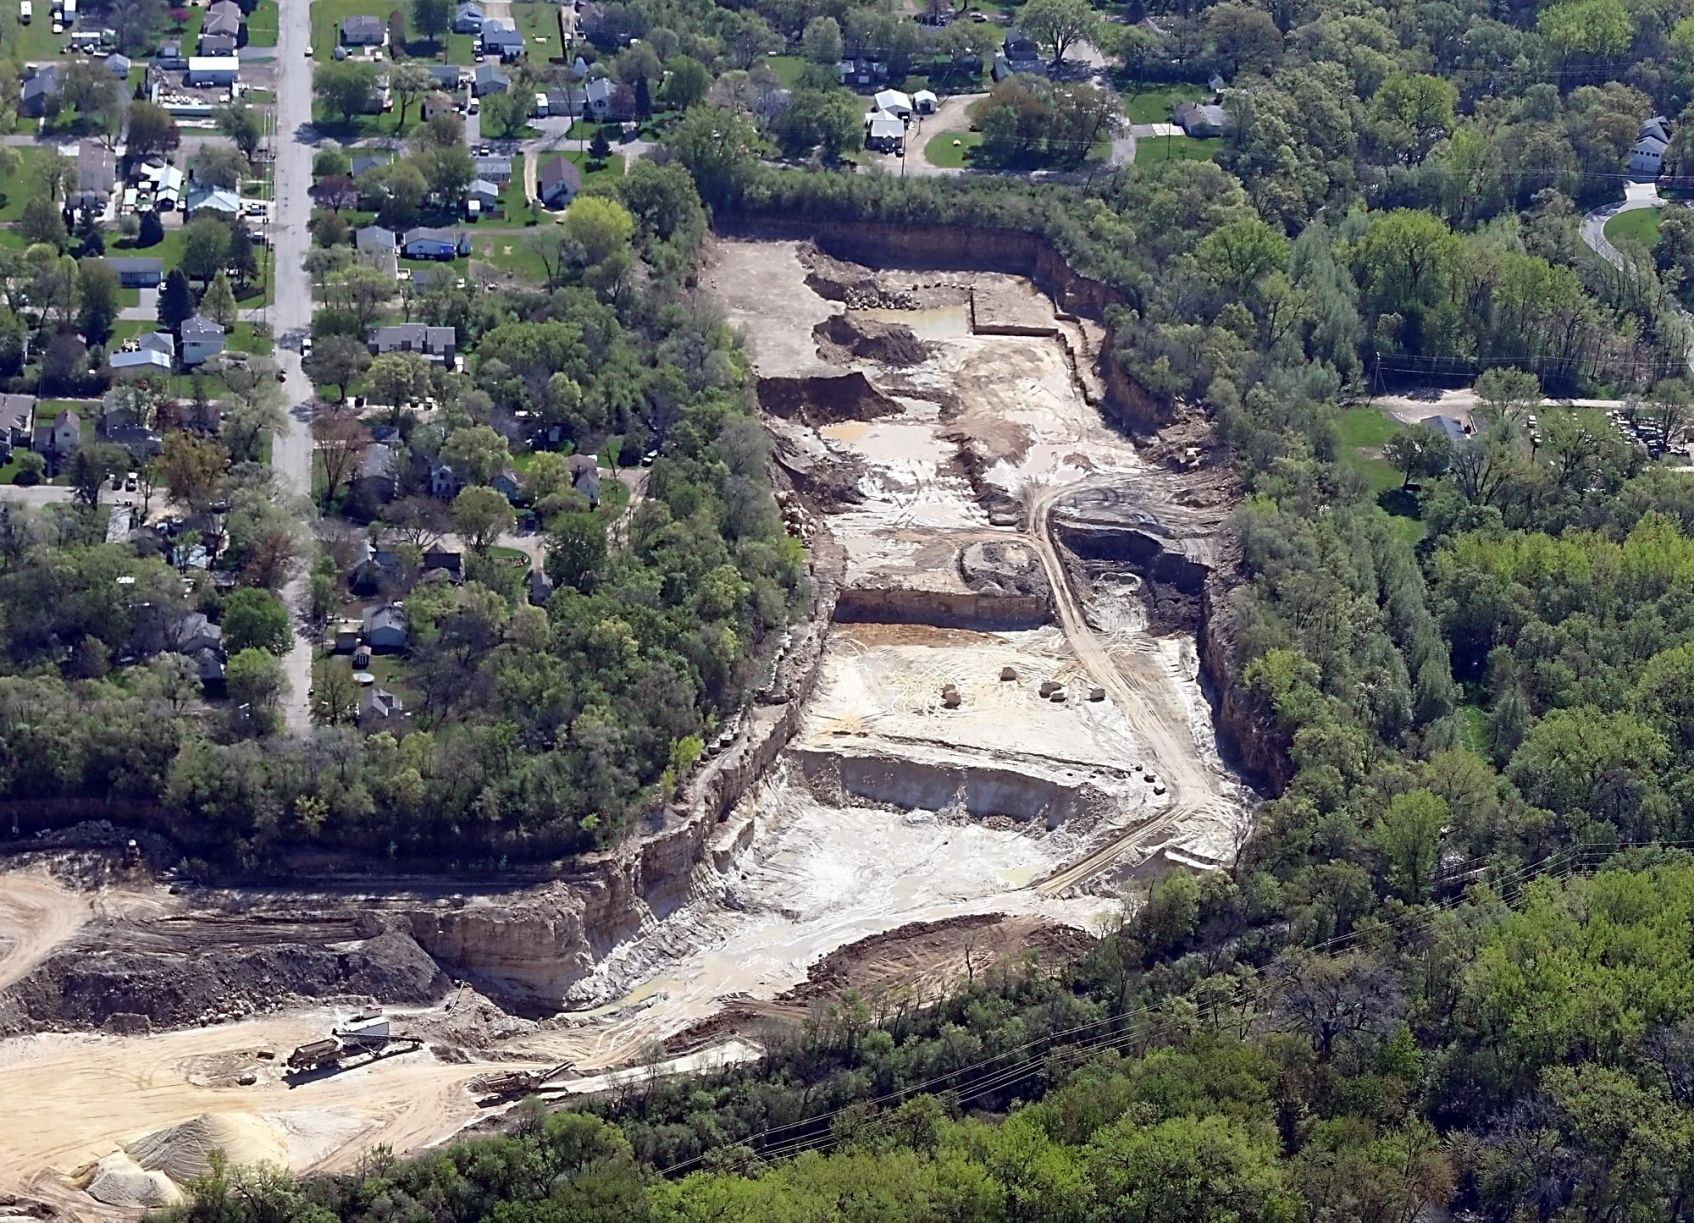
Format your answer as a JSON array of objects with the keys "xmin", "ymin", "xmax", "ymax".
[
  {"xmin": 247, "ymin": 0, "xmax": 279, "ymax": 46},
  {"xmin": 765, "ymin": 54, "xmax": 808, "ymax": 86},
  {"xmin": 0, "ymin": 147, "xmax": 63, "ymax": 220},
  {"xmin": 925, "ymin": 130, "xmax": 983, "ymax": 169},
  {"xmin": 474, "ymin": 228, "xmax": 549, "ymax": 280},
  {"xmin": 446, "ymin": 31, "xmax": 476, "ymax": 64},
  {"xmin": 1137, "ymin": 134, "xmax": 1225, "ymax": 163},
  {"xmin": 1605, "ymin": 207, "xmax": 1661, "ymax": 250},
  {"xmin": 226, "ymin": 323, "xmax": 274, "ymax": 356},
  {"xmin": 1337, "ymin": 406, "xmax": 1406, "ymax": 494},
  {"xmin": 511, "ymin": 2, "xmax": 561, "ymax": 52},
  {"xmin": 563, "ymin": 149, "xmax": 623, "ymax": 183},
  {"xmin": 1121, "ymin": 82, "xmax": 1211, "ymax": 125},
  {"xmin": 499, "ymin": 153, "xmax": 531, "ymax": 219},
  {"xmin": 310, "ymin": 0, "xmax": 390, "ymax": 59}
]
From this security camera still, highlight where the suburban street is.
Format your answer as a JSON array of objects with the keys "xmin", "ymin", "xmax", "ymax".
[{"xmin": 269, "ymin": 4, "xmax": 317, "ymax": 734}]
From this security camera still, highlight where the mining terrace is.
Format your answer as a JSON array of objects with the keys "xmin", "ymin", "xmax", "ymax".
[{"xmin": 0, "ymin": 238, "xmax": 1251, "ymax": 1218}]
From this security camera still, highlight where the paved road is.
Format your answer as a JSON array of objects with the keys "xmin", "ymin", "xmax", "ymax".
[
  {"xmin": 1580, "ymin": 184, "xmax": 1694, "ymax": 377},
  {"xmin": 271, "ymin": 2, "xmax": 318, "ymax": 734}
]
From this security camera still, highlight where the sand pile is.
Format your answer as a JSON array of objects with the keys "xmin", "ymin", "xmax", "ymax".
[
  {"xmin": 82, "ymin": 1151, "xmax": 183, "ymax": 1209},
  {"xmin": 127, "ymin": 1113, "xmax": 288, "ymax": 1183}
]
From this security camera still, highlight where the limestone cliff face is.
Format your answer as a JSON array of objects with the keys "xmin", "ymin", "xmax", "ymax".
[{"xmin": 714, "ymin": 217, "xmax": 1172, "ymax": 434}]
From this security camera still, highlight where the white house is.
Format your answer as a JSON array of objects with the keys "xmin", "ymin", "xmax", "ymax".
[
  {"xmin": 180, "ymin": 315, "xmax": 225, "ymax": 366},
  {"xmin": 865, "ymin": 112, "xmax": 905, "ymax": 153},
  {"xmin": 185, "ymin": 184, "xmax": 240, "ymax": 215},
  {"xmin": 1632, "ymin": 116, "xmax": 1673, "ymax": 178},
  {"xmin": 873, "ymin": 88, "xmax": 912, "ymax": 118}
]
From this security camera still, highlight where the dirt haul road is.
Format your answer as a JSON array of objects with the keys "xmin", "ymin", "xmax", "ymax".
[{"xmin": 0, "ymin": 871, "xmax": 91, "ymax": 991}]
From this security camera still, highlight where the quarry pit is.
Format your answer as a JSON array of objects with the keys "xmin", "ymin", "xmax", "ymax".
[{"xmin": 0, "ymin": 238, "xmax": 1251, "ymax": 1218}]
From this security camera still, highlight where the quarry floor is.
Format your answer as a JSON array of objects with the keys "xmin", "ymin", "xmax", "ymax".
[{"xmin": 0, "ymin": 240, "xmax": 1249, "ymax": 1218}]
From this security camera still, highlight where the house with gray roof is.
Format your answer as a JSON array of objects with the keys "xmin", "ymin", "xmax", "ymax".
[
  {"xmin": 473, "ymin": 63, "xmax": 509, "ymax": 96},
  {"xmin": 479, "ymin": 18, "xmax": 524, "ymax": 59},
  {"xmin": 104, "ymin": 257, "xmax": 164, "ymax": 287},
  {"xmin": 363, "ymin": 603, "xmax": 408, "ymax": 651},
  {"xmin": 180, "ymin": 315, "xmax": 225, "ymax": 366},
  {"xmin": 537, "ymin": 156, "xmax": 580, "ymax": 207},
  {"xmin": 341, "ymin": 14, "xmax": 386, "ymax": 45},
  {"xmin": 368, "ymin": 323, "xmax": 457, "ymax": 363},
  {"xmin": 20, "ymin": 66, "xmax": 62, "ymax": 117},
  {"xmin": 453, "ymin": 2, "xmax": 485, "ymax": 33}
]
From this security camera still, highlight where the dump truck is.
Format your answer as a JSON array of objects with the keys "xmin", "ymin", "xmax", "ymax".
[
  {"xmin": 286, "ymin": 1015, "xmax": 421, "ymax": 1075},
  {"xmin": 286, "ymin": 1038, "xmax": 342, "ymax": 1072},
  {"xmin": 470, "ymin": 1060, "xmax": 577, "ymax": 1106}
]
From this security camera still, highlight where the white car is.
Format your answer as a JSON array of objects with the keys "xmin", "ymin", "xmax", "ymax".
[{"xmin": 304, "ymin": 44, "xmax": 313, "ymax": 56}]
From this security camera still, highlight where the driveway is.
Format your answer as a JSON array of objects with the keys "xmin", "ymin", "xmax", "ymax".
[
  {"xmin": 1580, "ymin": 183, "xmax": 1694, "ymax": 375},
  {"xmin": 0, "ymin": 484, "xmax": 72, "ymax": 507},
  {"xmin": 271, "ymin": 0, "xmax": 320, "ymax": 733}
]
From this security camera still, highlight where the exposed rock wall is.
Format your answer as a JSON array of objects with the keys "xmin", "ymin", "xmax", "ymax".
[
  {"xmin": 834, "ymin": 587, "xmax": 1049, "ymax": 631},
  {"xmin": 715, "ymin": 218, "xmax": 1170, "ymax": 433}
]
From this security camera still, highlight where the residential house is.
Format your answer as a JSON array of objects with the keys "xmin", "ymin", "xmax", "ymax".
[
  {"xmin": 105, "ymin": 257, "xmax": 164, "ymax": 287},
  {"xmin": 473, "ymin": 64, "xmax": 509, "ymax": 96},
  {"xmin": 992, "ymin": 51, "xmax": 1047, "ymax": 81},
  {"xmin": 341, "ymin": 14, "xmax": 386, "ymax": 45},
  {"xmin": 873, "ymin": 88, "xmax": 912, "ymax": 117},
  {"xmin": 1002, "ymin": 27, "xmax": 1039, "ymax": 60},
  {"xmin": 583, "ymin": 76, "xmax": 635, "ymax": 120},
  {"xmin": 527, "ymin": 568, "xmax": 553, "ymax": 606},
  {"xmin": 356, "ymin": 224, "xmax": 398, "ymax": 276},
  {"xmin": 1425, "ymin": 415, "xmax": 1470, "ymax": 444},
  {"xmin": 363, "ymin": 603, "xmax": 409, "ymax": 651},
  {"xmin": 155, "ymin": 40, "xmax": 187, "ymax": 69},
  {"xmin": 106, "ymin": 54, "xmax": 135, "ymax": 81},
  {"xmin": 104, "ymin": 420, "xmax": 164, "ymax": 458},
  {"xmin": 567, "ymin": 453, "xmax": 599, "ymax": 506},
  {"xmin": 423, "ymin": 90, "xmax": 456, "ymax": 120},
  {"xmin": 467, "ymin": 178, "xmax": 501, "ymax": 215},
  {"xmin": 180, "ymin": 315, "xmax": 225, "ymax": 366},
  {"xmin": 540, "ymin": 86, "xmax": 583, "ymax": 118},
  {"xmin": 913, "ymin": 88, "xmax": 937, "ymax": 115},
  {"xmin": 198, "ymin": 32, "xmax": 238, "ymax": 56},
  {"xmin": 429, "ymin": 461, "xmax": 461, "ymax": 499},
  {"xmin": 0, "ymin": 395, "xmax": 34, "ymax": 448},
  {"xmin": 135, "ymin": 162, "xmax": 185, "ymax": 210},
  {"xmin": 479, "ymin": 18, "xmax": 524, "ymax": 60},
  {"xmin": 490, "ymin": 466, "xmax": 523, "ymax": 502},
  {"xmin": 350, "ymin": 153, "xmax": 392, "ymax": 178},
  {"xmin": 32, "ymin": 409, "xmax": 80, "ymax": 456},
  {"xmin": 202, "ymin": 0, "xmax": 242, "ymax": 41},
  {"xmin": 536, "ymin": 156, "xmax": 580, "ymax": 207},
  {"xmin": 837, "ymin": 56, "xmax": 887, "ymax": 88},
  {"xmin": 354, "ymin": 442, "xmax": 400, "ymax": 505},
  {"xmin": 1173, "ymin": 101, "xmax": 1231, "ymax": 137},
  {"xmin": 168, "ymin": 610, "xmax": 222, "ymax": 655},
  {"xmin": 452, "ymin": 2, "xmax": 485, "ymax": 33},
  {"xmin": 473, "ymin": 155, "xmax": 513, "ymax": 182},
  {"xmin": 399, "ymin": 227, "xmax": 470, "ymax": 259},
  {"xmin": 185, "ymin": 56, "xmax": 240, "ymax": 87},
  {"xmin": 422, "ymin": 549, "xmax": 462, "ymax": 579},
  {"xmin": 20, "ymin": 66, "xmax": 62, "ymax": 117},
  {"xmin": 368, "ymin": 322, "xmax": 457, "ymax": 362},
  {"xmin": 109, "ymin": 346, "xmax": 172, "ymax": 377},
  {"xmin": 578, "ymin": 1, "xmax": 631, "ymax": 49},
  {"xmin": 185, "ymin": 184, "xmax": 241, "ymax": 215},
  {"xmin": 427, "ymin": 64, "xmax": 466, "ymax": 90},
  {"xmin": 1633, "ymin": 116, "xmax": 1672, "ymax": 178},
  {"xmin": 865, "ymin": 113, "xmax": 904, "ymax": 154},
  {"xmin": 359, "ymin": 685, "xmax": 405, "ymax": 730},
  {"xmin": 78, "ymin": 140, "xmax": 114, "ymax": 194}
]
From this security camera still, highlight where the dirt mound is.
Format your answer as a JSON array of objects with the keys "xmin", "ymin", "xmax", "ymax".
[
  {"xmin": 0, "ymin": 925, "xmax": 450, "ymax": 1034},
  {"xmin": 798, "ymin": 247, "xmax": 920, "ymax": 310},
  {"xmin": 813, "ymin": 314, "xmax": 931, "ymax": 367},
  {"xmin": 127, "ymin": 1113, "xmax": 287, "ymax": 1183},
  {"xmin": 81, "ymin": 1152, "xmax": 183, "ymax": 1209},
  {"xmin": 407, "ymin": 986, "xmax": 536, "ymax": 1051},
  {"xmin": 959, "ymin": 540, "xmax": 1050, "ymax": 600},
  {"xmin": 759, "ymin": 372, "xmax": 904, "ymax": 427}
]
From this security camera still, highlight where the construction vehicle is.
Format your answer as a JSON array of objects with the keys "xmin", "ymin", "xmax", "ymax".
[
  {"xmin": 285, "ymin": 1014, "xmax": 422, "ymax": 1076},
  {"xmin": 469, "ymin": 1060, "xmax": 577, "ymax": 1106}
]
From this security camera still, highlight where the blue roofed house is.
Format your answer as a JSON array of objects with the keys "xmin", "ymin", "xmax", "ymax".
[
  {"xmin": 20, "ymin": 66, "xmax": 62, "ymax": 118},
  {"xmin": 105, "ymin": 257, "xmax": 163, "ymax": 288},
  {"xmin": 453, "ymin": 2, "xmax": 485, "ymax": 33},
  {"xmin": 185, "ymin": 184, "xmax": 241, "ymax": 216},
  {"xmin": 400, "ymin": 227, "xmax": 470, "ymax": 259},
  {"xmin": 479, "ymin": 18, "xmax": 524, "ymax": 60}
]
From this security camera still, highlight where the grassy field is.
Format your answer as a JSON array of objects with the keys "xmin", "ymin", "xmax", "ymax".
[
  {"xmin": 925, "ymin": 130, "xmax": 983, "ymax": 168},
  {"xmin": 499, "ymin": 153, "xmax": 531, "ymax": 219},
  {"xmin": 1121, "ymin": 82, "xmax": 1211, "ymax": 125},
  {"xmin": 766, "ymin": 54, "xmax": 808, "ymax": 86},
  {"xmin": 511, "ymin": 2, "xmax": 562, "ymax": 53},
  {"xmin": 1337, "ymin": 406, "xmax": 1408, "ymax": 494},
  {"xmin": 0, "ymin": 147, "xmax": 63, "ymax": 220},
  {"xmin": 248, "ymin": 0, "xmax": 279, "ymax": 46},
  {"xmin": 1605, "ymin": 207, "xmax": 1661, "ymax": 250},
  {"xmin": 310, "ymin": 0, "xmax": 390, "ymax": 58},
  {"xmin": 1136, "ymin": 134, "xmax": 1225, "ymax": 163},
  {"xmin": 475, "ymin": 228, "xmax": 549, "ymax": 280}
]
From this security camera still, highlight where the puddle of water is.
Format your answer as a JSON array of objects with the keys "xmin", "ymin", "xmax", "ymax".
[
  {"xmin": 820, "ymin": 421, "xmax": 869, "ymax": 442},
  {"xmin": 850, "ymin": 306, "xmax": 973, "ymax": 340}
]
